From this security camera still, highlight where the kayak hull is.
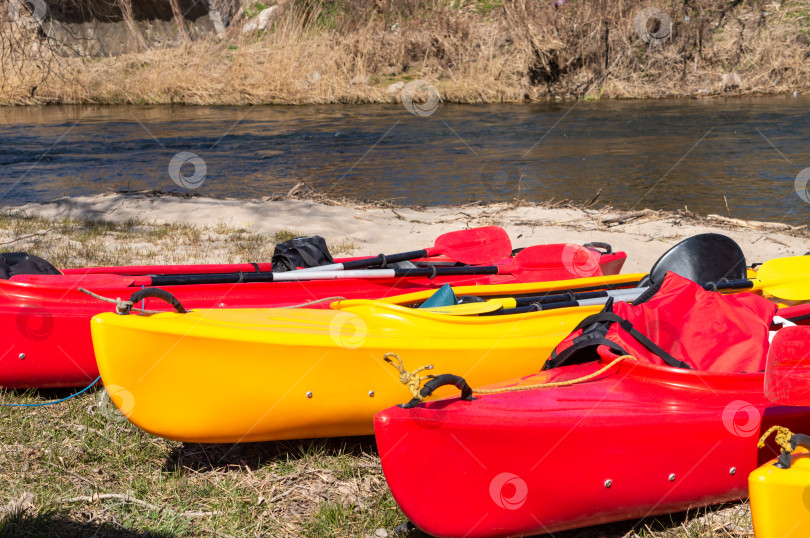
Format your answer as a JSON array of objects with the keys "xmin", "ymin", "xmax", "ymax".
[
  {"xmin": 1, "ymin": 250, "xmax": 627, "ymax": 388},
  {"xmin": 373, "ymin": 325, "xmax": 810, "ymax": 537},
  {"xmin": 90, "ymin": 299, "xmax": 619, "ymax": 443}
]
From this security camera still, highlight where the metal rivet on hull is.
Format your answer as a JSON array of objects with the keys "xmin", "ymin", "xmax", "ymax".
[
  {"xmin": 306, "ymin": 391, "xmax": 313, "ymax": 398},
  {"xmin": 18, "ymin": 353, "xmax": 25, "ymax": 360},
  {"xmin": 729, "ymin": 467, "xmax": 736, "ymax": 475},
  {"xmin": 368, "ymin": 391, "xmax": 375, "ymax": 397},
  {"xmin": 668, "ymin": 474, "xmax": 676, "ymax": 481},
  {"xmin": 604, "ymin": 479, "xmax": 612, "ymax": 488}
]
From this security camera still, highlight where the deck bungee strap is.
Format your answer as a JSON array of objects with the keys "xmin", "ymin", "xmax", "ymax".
[
  {"xmin": 387, "ymin": 353, "xmax": 634, "ymax": 408},
  {"xmin": 544, "ymin": 272, "xmax": 778, "ymax": 373},
  {"xmin": 543, "ymin": 300, "xmax": 691, "ymax": 370}
]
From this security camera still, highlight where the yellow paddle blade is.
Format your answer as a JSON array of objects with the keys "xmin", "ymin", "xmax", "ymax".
[
  {"xmin": 755, "ymin": 256, "xmax": 810, "ymax": 301},
  {"xmin": 421, "ymin": 298, "xmax": 518, "ymax": 315}
]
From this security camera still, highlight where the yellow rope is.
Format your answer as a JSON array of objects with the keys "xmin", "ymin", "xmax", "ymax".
[
  {"xmin": 383, "ymin": 353, "xmax": 435, "ymax": 402},
  {"xmin": 758, "ymin": 425, "xmax": 795, "ymax": 453},
  {"xmin": 471, "ymin": 355, "xmax": 635, "ymax": 394},
  {"xmin": 384, "ymin": 353, "xmax": 634, "ymax": 401}
]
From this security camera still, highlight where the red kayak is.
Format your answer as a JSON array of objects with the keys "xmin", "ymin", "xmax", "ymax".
[
  {"xmin": 374, "ymin": 300, "xmax": 810, "ymax": 537},
  {"xmin": 0, "ymin": 244, "xmax": 625, "ymax": 388}
]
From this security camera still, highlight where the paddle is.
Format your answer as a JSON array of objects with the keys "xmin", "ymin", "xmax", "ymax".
[
  {"xmin": 765, "ymin": 326, "xmax": 810, "ymax": 406},
  {"xmin": 423, "ymin": 287, "xmax": 642, "ymax": 315},
  {"xmin": 294, "ymin": 226, "xmax": 512, "ymax": 272},
  {"xmin": 754, "ymin": 256, "xmax": 810, "ymax": 300},
  {"xmin": 466, "ymin": 255, "xmax": 810, "ymax": 316},
  {"xmin": 132, "ymin": 243, "xmax": 569, "ymax": 287}
]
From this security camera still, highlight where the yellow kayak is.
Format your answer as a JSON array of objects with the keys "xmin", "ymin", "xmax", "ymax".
[
  {"xmin": 749, "ymin": 439, "xmax": 810, "ymax": 538},
  {"xmin": 91, "ymin": 275, "xmax": 641, "ymax": 443}
]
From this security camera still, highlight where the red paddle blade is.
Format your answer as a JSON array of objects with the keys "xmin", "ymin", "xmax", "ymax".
[
  {"xmin": 765, "ymin": 326, "xmax": 810, "ymax": 406},
  {"xmin": 429, "ymin": 226, "xmax": 512, "ymax": 265},
  {"xmin": 508, "ymin": 244, "xmax": 603, "ymax": 278}
]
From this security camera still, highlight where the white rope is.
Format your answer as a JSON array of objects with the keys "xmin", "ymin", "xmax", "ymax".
[{"xmin": 78, "ymin": 288, "xmax": 163, "ymax": 315}]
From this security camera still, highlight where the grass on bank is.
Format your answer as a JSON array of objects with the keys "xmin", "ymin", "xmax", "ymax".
[
  {"xmin": 0, "ymin": 213, "xmax": 356, "ymax": 269},
  {"xmin": 0, "ymin": 213, "xmax": 757, "ymax": 536}
]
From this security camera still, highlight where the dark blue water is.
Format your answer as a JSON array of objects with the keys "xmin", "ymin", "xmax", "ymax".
[{"xmin": 1, "ymin": 97, "xmax": 808, "ymax": 224}]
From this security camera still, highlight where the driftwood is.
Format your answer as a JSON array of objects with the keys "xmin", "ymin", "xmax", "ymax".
[{"xmin": 601, "ymin": 210, "xmax": 653, "ymax": 226}]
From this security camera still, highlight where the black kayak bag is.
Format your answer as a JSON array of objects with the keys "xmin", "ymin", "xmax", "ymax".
[
  {"xmin": 271, "ymin": 236, "xmax": 335, "ymax": 272},
  {"xmin": 0, "ymin": 252, "xmax": 61, "ymax": 280}
]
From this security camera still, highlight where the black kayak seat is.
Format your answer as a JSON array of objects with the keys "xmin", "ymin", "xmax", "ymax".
[{"xmin": 638, "ymin": 233, "xmax": 746, "ymax": 288}]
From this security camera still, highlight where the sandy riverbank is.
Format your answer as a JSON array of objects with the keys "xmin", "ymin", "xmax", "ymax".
[{"xmin": 4, "ymin": 192, "xmax": 807, "ymax": 272}]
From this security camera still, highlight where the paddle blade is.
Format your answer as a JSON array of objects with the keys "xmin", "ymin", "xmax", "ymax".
[
  {"xmin": 419, "ymin": 283, "xmax": 458, "ymax": 309},
  {"xmin": 756, "ymin": 256, "xmax": 810, "ymax": 301},
  {"xmin": 765, "ymin": 326, "xmax": 810, "ymax": 405},
  {"xmin": 430, "ymin": 226, "xmax": 512, "ymax": 264}
]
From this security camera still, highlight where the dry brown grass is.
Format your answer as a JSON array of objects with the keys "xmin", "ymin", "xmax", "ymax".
[
  {"xmin": 0, "ymin": 212, "xmax": 356, "ymax": 268},
  {"xmin": 1, "ymin": 0, "xmax": 809, "ymax": 105}
]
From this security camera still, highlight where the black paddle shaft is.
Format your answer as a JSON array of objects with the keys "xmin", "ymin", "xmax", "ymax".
[
  {"xmin": 338, "ymin": 250, "xmax": 429, "ymax": 270},
  {"xmin": 484, "ymin": 278, "xmax": 756, "ymax": 317},
  {"xmin": 507, "ymin": 278, "xmax": 753, "ymax": 309},
  {"xmin": 147, "ymin": 265, "xmax": 499, "ymax": 286}
]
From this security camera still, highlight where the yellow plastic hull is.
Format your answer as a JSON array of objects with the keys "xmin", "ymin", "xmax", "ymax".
[
  {"xmin": 749, "ymin": 448, "xmax": 810, "ymax": 538},
  {"xmin": 92, "ymin": 294, "xmax": 610, "ymax": 443}
]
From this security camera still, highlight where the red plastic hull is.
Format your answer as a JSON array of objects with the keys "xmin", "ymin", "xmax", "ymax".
[
  {"xmin": 0, "ymin": 252, "xmax": 626, "ymax": 388},
  {"xmin": 374, "ymin": 307, "xmax": 810, "ymax": 537}
]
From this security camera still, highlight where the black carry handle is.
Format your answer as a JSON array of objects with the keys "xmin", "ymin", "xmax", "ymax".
[
  {"xmin": 776, "ymin": 434, "xmax": 810, "ymax": 469},
  {"xmin": 399, "ymin": 374, "xmax": 476, "ymax": 409},
  {"xmin": 119, "ymin": 288, "xmax": 187, "ymax": 314},
  {"xmin": 583, "ymin": 242, "xmax": 613, "ymax": 254}
]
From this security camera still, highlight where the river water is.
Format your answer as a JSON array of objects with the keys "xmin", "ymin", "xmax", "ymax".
[{"xmin": 1, "ymin": 97, "xmax": 808, "ymax": 224}]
